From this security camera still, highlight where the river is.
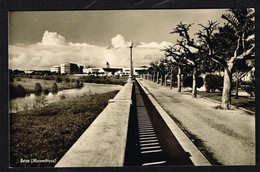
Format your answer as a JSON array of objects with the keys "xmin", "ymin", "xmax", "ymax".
[{"xmin": 9, "ymin": 83, "xmax": 123, "ymax": 113}]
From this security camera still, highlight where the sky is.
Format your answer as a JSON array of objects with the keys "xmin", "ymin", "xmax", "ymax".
[{"xmin": 9, "ymin": 9, "xmax": 228, "ymax": 70}]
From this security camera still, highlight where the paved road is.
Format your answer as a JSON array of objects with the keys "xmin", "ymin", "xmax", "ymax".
[{"xmin": 138, "ymin": 79, "xmax": 255, "ymax": 165}]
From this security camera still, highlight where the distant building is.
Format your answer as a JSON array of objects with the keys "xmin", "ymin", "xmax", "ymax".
[
  {"xmin": 121, "ymin": 67, "xmax": 148, "ymax": 76},
  {"xmin": 50, "ymin": 66, "xmax": 60, "ymax": 73},
  {"xmin": 78, "ymin": 64, "xmax": 84, "ymax": 74},
  {"xmin": 103, "ymin": 67, "xmax": 123, "ymax": 76},
  {"xmin": 106, "ymin": 61, "xmax": 110, "ymax": 68},
  {"xmin": 24, "ymin": 70, "xmax": 34, "ymax": 74},
  {"xmin": 83, "ymin": 67, "xmax": 92, "ymax": 74},
  {"xmin": 60, "ymin": 62, "xmax": 82, "ymax": 74},
  {"xmin": 60, "ymin": 63, "xmax": 70, "ymax": 74},
  {"xmin": 52, "ymin": 61, "xmax": 148, "ymax": 76}
]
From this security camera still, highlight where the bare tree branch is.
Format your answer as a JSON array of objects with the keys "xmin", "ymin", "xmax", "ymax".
[{"xmin": 235, "ymin": 44, "xmax": 255, "ymax": 60}]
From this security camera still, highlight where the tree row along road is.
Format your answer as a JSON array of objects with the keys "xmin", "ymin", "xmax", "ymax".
[{"xmin": 138, "ymin": 79, "xmax": 255, "ymax": 165}]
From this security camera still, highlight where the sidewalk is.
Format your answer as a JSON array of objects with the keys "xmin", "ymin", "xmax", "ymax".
[{"xmin": 138, "ymin": 79, "xmax": 255, "ymax": 165}]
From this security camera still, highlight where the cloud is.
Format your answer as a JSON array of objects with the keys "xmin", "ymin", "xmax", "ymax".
[
  {"xmin": 137, "ymin": 41, "xmax": 173, "ymax": 49},
  {"xmin": 41, "ymin": 30, "xmax": 66, "ymax": 46},
  {"xmin": 9, "ymin": 31, "xmax": 167, "ymax": 70},
  {"xmin": 111, "ymin": 34, "xmax": 129, "ymax": 48},
  {"xmin": 68, "ymin": 42, "xmax": 97, "ymax": 48}
]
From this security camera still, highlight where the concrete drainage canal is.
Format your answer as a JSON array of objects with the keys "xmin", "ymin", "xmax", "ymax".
[{"xmin": 124, "ymin": 80, "xmax": 194, "ymax": 166}]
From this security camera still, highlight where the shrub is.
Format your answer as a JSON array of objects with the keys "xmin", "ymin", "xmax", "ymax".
[
  {"xmin": 51, "ymin": 83, "xmax": 58, "ymax": 93},
  {"xmin": 204, "ymin": 74, "xmax": 223, "ymax": 92},
  {"xmin": 243, "ymin": 86, "xmax": 255, "ymax": 97},
  {"xmin": 34, "ymin": 83, "xmax": 42, "ymax": 93},
  {"xmin": 34, "ymin": 95, "xmax": 48, "ymax": 108},
  {"xmin": 43, "ymin": 89, "xmax": 49, "ymax": 95},
  {"xmin": 10, "ymin": 84, "xmax": 26, "ymax": 98},
  {"xmin": 183, "ymin": 76, "xmax": 204, "ymax": 88},
  {"xmin": 71, "ymin": 79, "xmax": 76, "ymax": 83},
  {"xmin": 241, "ymin": 81, "xmax": 255, "ymax": 97},
  {"xmin": 65, "ymin": 78, "xmax": 70, "ymax": 83},
  {"xmin": 16, "ymin": 85, "xmax": 26, "ymax": 97},
  {"xmin": 56, "ymin": 77, "xmax": 62, "ymax": 83},
  {"xmin": 76, "ymin": 79, "xmax": 84, "ymax": 88}
]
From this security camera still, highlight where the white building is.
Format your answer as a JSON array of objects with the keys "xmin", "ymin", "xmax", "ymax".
[
  {"xmin": 60, "ymin": 63, "xmax": 71, "ymax": 74},
  {"xmin": 83, "ymin": 67, "xmax": 92, "ymax": 74},
  {"xmin": 50, "ymin": 66, "xmax": 60, "ymax": 73}
]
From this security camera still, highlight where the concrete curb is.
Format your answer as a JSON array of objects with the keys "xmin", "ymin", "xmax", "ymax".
[{"xmin": 137, "ymin": 79, "xmax": 212, "ymax": 166}]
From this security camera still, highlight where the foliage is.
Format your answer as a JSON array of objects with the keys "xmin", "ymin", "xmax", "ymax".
[
  {"xmin": 17, "ymin": 85, "xmax": 26, "ymax": 96},
  {"xmin": 241, "ymin": 81, "xmax": 255, "ymax": 97},
  {"xmin": 43, "ymin": 89, "xmax": 49, "ymax": 95},
  {"xmin": 10, "ymin": 84, "xmax": 26, "ymax": 98},
  {"xmin": 242, "ymin": 86, "xmax": 255, "ymax": 97},
  {"xmin": 65, "ymin": 78, "xmax": 71, "ymax": 83},
  {"xmin": 56, "ymin": 77, "xmax": 62, "ymax": 83},
  {"xmin": 204, "ymin": 74, "xmax": 223, "ymax": 92},
  {"xmin": 183, "ymin": 76, "xmax": 204, "ymax": 88},
  {"xmin": 76, "ymin": 79, "xmax": 84, "ymax": 88},
  {"xmin": 33, "ymin": 95, "xmax": 48, "ymax": 109},
  {"xmin": 34, "ymin": 83, "xmax": 42, "ymax": 93},
  {"xmin": 51, "ymin": 83, "xmax": 58, "ymax": 93}
]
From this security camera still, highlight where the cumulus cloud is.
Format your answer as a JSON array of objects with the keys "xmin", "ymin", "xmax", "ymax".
[
  {"xmin": 9, "ymin": 31, "xmax": 167, "ymax": 70},
  {"xmin": 111, "ymin": 34, "xmax": 129, "ymax": 48},
  {"xmin": 41, "ymin": 30, "xmax": 66, "ymax": 46}
]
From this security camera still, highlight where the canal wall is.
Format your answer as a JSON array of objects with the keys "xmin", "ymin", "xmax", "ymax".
[
  {"xmin": 136, "ymin": 78, "xmax": 211, "ymax": 166},
  {"xmin": 55, "ymin": 79, "xmax": 133, "ymax": 167}
]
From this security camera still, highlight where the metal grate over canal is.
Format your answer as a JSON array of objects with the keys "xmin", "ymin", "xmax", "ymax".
[{"xmin": 124, "ymin": 80, "xmax": 194, "ymax": 166}]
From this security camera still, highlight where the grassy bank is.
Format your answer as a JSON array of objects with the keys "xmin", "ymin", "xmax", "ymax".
[
  {"xmin": 198, "ymin": 91, "xmax": 255, "ymax": 112},
  {"xmin": 10, "ymin": 90, "xmax": 118, "ymax": 167}
]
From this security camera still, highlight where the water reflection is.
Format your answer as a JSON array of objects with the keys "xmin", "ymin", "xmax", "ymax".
[{"xmin": 10, "ymin": 83, "xmax": 122, "ymax": 113}]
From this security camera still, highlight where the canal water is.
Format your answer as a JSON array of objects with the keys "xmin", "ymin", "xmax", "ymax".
[{"xmin": 10, "ymin": 83, "xmax": 123, "ymax": 113}]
